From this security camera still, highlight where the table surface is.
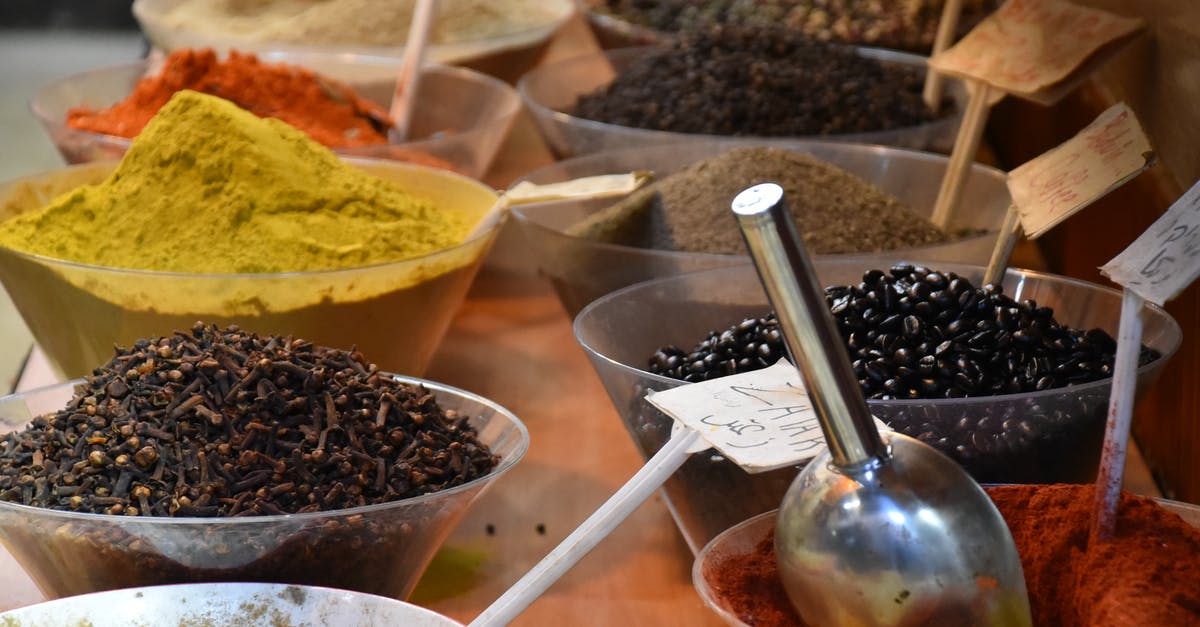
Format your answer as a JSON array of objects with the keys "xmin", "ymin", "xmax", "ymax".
[{"xmin": 0, "ymin": 14, "xmax": 1165, "ymax": 625}]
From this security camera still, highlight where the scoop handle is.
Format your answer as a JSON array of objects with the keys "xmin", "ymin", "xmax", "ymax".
[{"xmin": 732, "ymin": 183, "xmax": 885, "ymax": 468}]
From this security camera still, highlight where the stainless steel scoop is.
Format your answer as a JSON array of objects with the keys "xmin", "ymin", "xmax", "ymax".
[{"xmin": 732, "ymin": 183, "xmax": 1031, "ymax": 627}]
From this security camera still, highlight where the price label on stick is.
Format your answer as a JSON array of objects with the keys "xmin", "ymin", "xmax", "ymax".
[
  {"xmin": 1100, "ymin": 179, "xmax": 1200, "ymax": 305},
  {"xmin": 1008, "ymin": 103, "xmax": 1154, "ymax": 239},
  {"xmin": 648, "ymin": 360, "xmax": 889, "ymax": 474},
  {"xmin": 929, "ymin": 0, "xmax": 1143, "ymax": 101}
]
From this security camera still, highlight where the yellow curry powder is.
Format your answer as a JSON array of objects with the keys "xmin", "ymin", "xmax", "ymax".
[{"xmin": 0, "ymin": 90, "xmax": 470, "ymax": 274}]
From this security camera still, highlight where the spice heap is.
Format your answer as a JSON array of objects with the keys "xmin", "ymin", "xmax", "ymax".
[
  {"xmin": 595, "ymin": 0, "xmax": 1000, "ymax": 52},
  {"xmin": 157, "ymin": 0, "xmax": 563, "ymax": 47},
  {"xmin": 649, "ymin": 264, "xmax": 1159, "ymax": 393},
  {"xmin": 68, "ymin": 49, "xmax": 392, "ymax": 148},
  {"xmin": 703, "ymin": 485, "xmax": 1200, "ymax": 627},
  {"xmin": 568, "ymin": 147, "xmax": 955, "ymax": 255},
  {"xmin": 0, "ymin": 89, "xmax": 470, "ymax": 274},
  {"xmin": 0, "ymin": 323, "xmax": 498, "ymax": 516},
  {"xmin": 573, "ymin": 29, "xmax": 942, "ymax": 137}
]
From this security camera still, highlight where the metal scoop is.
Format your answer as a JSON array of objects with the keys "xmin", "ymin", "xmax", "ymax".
[{"xmin": 731, "ymin": 183, "xmax": 1031, "ymax": 627}]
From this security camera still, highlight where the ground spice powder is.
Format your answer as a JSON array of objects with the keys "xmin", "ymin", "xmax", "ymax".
[
  {"xmin": 568, "ymin": 147, "xmax": 953, "ymax": 255},
  {"xmin": 68, "ymin": 48, "xmax": 391, "ymax": 148},
  {"xmin": 704, "ymin": 485, "xmax": 1200, "ymax": 626},
  {"xmin": 2, "ymin": 90, "xmax": 468, "ymax": 274}
]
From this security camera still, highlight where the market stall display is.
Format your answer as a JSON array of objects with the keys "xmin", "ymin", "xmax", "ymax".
[
  {"xmin": 511, "ymin": 141, "xmax": 1011, "ymax": 316},
  {"xmin": 0, "ymin": 1, "xmax": 1195, "ymax": 625},
  {"xmin": 31, "ymin": 49, "xmax": 521, "ymax": 178}
]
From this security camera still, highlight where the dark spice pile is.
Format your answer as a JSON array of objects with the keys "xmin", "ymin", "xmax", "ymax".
[
  {"xmin": 572, "ymin": 28, "xmax": 942, "ymax": 137},
  {"xmin": 0, "ymin": 323, "xmax": 497, "ymax": 517},
  {"xmin": 595, "ymin": 0, "xmax": 1000, "ymax": 52},
  {"xmin": 567, "ymin": 147, "xmax": 955, "ymax": 255},
  {"xmin": 650, "ymin": 264, "xmax": 1159, "ymax": 397}
]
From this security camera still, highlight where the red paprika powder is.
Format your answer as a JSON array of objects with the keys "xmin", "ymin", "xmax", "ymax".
[
  {"xmin": 68, "ymin": 48, "xmax": 392, "ymax": 148},
  {"xmin": 702, "ymin": 484, "xmax": 1200, "ymax": 627}
]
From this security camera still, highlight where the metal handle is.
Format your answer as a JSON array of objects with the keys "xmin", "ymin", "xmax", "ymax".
[{"xmin": 732, "ymin": 183, "xmax": 885, "ymax": 468}]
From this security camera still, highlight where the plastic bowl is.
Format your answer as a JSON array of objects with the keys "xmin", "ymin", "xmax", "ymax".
[
  {"xmin": 132, "ymin": 0, "xmax": 575, "ymax": 80},
  {"xmin": 0, "ymin": 582, "xmax": 463, "ymax": 626},
  {"xmin": 693, "ymin": 499, "xmax": 1200, "ymax": 627},
  {"xmin": 573, "ymin": 261, "xmax": 1181, "ymax": 551},
  {"xmin": 30, "ymin": 52, "xmax": 522, "ymax": 179},
  {"xmin": 0, "ymin": 376, "xmax": 529, "ymax": 601},
  {"xmin": 517, "ymin": 46, "xmax": 966, "ymax": 158},
  {"xmin": 0, "ymin": 159, "xmax": 503, "ymax": 380},
  {"xmin": 511, "ymin": 141, "xmax": 1011, "ymax": 317}
]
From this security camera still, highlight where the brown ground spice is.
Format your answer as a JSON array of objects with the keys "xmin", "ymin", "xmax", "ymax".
[
  {"xmin": 704, "ymin": 485, "xmax": 1200, "ymax": 626},
  {"xmin": 567, "ymin": 147, "xmax": 954, "ymax": 255}
]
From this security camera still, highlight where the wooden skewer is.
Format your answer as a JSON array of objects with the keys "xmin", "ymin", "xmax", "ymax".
[
  {"xmin": 930, "ymin": 80, "xmax": 992, "ymax": 229},
  {"xmin": 982, "ymin": 204, "xmax": 1022, "ymax": 286},
  {"xmin": 923, "ymin": 0, "xmax": 965, "ymax": 111}
]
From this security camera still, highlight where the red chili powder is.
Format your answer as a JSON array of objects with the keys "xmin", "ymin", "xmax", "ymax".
[
  {"xmin": 703, "ymin": 484, "xmax": 1200, "ymax": 627},
  {"xmin": 67, "ymin": 48, "xmax": 392, "ymax": 148}
]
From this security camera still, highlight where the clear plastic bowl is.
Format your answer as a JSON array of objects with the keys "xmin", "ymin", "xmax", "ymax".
[
  {"xmin": 0, "ymin": 159, "xmax": 504, "ymax": 380},
  {"xmin": 511, "ymin": 141, "xmax": 1011, "ymax": 317},
  {"xmin": 573, "ymin": 261, "xmax": 1181, "ymax": 551},
  {"xmin": 0, "ymin": 582, "xmax": 463, "ymax": 626},
  {"xmin": 132, "ymin": 0, "xmax": 575, "ymax": 79},
  {"xmin": 30, "ymin": 52, "xmax": 522, "ymax": 179},
  {"xmin": 693, "ymin": 499, "xmax": 1200, "ymax": 627},
  {"xmin": 517, "ymin": 46, "xmax": 966, "ymax": 158},
  {"xmin": 0, "ymin": 376, "xmax": 529, "ymax": 601}
]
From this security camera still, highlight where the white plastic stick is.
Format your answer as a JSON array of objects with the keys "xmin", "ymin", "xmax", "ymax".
[
  {"xmin": 470, "ymin": 429, "xmax": 701, "ymax": 627},
  {"xmin": 1090, "ymin": 289, "xmax": 1146, "ymax": 543},
  {"xmin": 982, "ymin": 205, "xmax": 1022, "ymax": 286},
  {"xmin": 389, "ymin": 0, "xmax": 436, "ymax": 141},
  {"xmin": 930, "ymin": 80, "xmax": 992, "ymax": 229},
  {"xmin": 923, "ymin": 0, "xmax": 964, "ymax": 110}
]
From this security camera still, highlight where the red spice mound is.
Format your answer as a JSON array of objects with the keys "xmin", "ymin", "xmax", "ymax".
[
  {"xmin": 703, "ymin": 485, "xmax": 1200, "ymax": 627},
  {"xmin": 990, "ymin": 484, "xmax": 1200, "ymax": 626},
  {"xmin": 67, "ymin": 48, "xmax": 393, "ymax": 148}
]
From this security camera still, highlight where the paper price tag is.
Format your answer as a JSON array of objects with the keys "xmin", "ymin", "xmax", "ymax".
[
  {"xmin": 648, "ymin": 360, "xmax": 890, "ymax": 474},
  {"xmin": 1100, "ymin": 179, "xmax": 1200, "ymax": 305},
  {"xmin": 1008, "ymin": 103, "xmax": 1154, "ymax": 239},
  {"xmin": 929, "ymin": 0, "xmax": 1142, "ymax": 99}
]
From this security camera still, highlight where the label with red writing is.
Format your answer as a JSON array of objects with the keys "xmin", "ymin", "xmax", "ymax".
[
  {"xmin": 928, "ymin": 0, "xmax": 1143, "ymax": 98},
  {"xmin": 1008, "ymin": 103, "xmax": 1154, "ymax": 239},
  {"xmin": 1101, "ymin": 179, "xmax": 1200, "ymax": 306},
  {"xmin": 648, "ymin": 360, "xmax": 890, "ymax": 473}
]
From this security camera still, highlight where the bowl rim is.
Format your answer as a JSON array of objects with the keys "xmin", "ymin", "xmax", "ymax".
[
  {"xmin": 517, "ymin": 45, "xmax": 963, "ymax": 143},
  {"xmin": 131, "ymin": 0, "xmax": 576, "ymax": 64},
  {"xmin": 0, "ymin": 373, "xmax": 530, "ymax": 525},
  {"xmin": 28, "ymin": 56, "xmax": 522, "ymax": 151},
  {"xmin": 508, "ymin": 140, "xmax": 1010, "ymax": 259},
  {"xmin": 573, "ymin": 261, "xmax": 1184, "ymax": 407},
  {"xmin": 0, "ymin": 581, "xmax": 464, "ymax": 625},
  {"xmin": 0, "ymin": 158, "xmax": 505, "ymax": 279}
]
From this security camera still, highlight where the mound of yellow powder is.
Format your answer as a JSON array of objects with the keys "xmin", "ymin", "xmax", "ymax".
[{"xmin": 0, "ymin": 90, "xmax": 469, "ymax": 274}]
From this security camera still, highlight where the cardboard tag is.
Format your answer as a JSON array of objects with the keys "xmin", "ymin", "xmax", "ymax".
[
  {"xmin": 1100, "ymin": 179, "xmax": 1200, "ymax": 305},
  {"xmin": 648, "ymin": 360, "xmax": 890, "ymax": 474},
  {"xmin": 1008, "ymin": 103, "xmax": 1154, "ymax": 239},
  {"xmin": 503, "ymin": 172, "xmax": 651, "ymax": 205},
  {"xmin": 928, "ymin": 0, "xmax": 1143, "ymax": 100}
]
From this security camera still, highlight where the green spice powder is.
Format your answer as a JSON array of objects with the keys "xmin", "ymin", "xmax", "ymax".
[{"xmin": 0, "ymin": 90, "xmax": 469, "ymax": 274}]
